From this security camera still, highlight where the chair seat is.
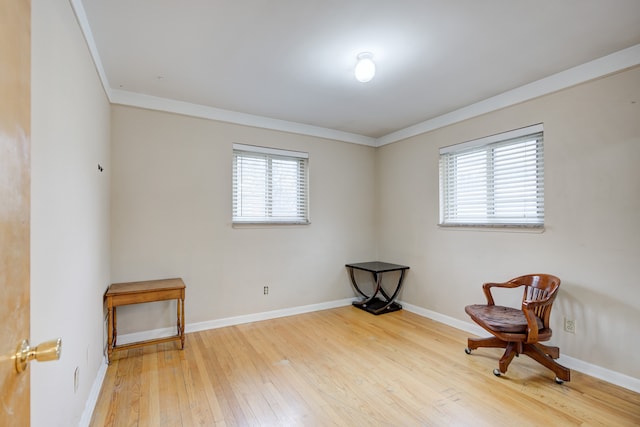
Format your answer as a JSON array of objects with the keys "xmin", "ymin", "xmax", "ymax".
[{"xmin": 465, "ymin": 304, "xmax": 543, "ymax": 333}]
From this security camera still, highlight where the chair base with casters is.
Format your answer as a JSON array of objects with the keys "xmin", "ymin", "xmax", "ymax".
[{"xmin": 464, "ymin": 275, "xmax": 571, "ymax": 384}]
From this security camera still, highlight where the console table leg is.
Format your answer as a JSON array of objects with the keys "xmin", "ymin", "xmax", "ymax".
[
  {"xmin": 107, "ymin": 306, "xmax": 114, "ymax": 364},
  {"xmin": 352, "ymin": 270, "xmax": 383, "ymax": 307},
  {"xmin": 348, "ymin": 267, "xmax": 369, "ymax": 298},
  {"xmin": 373, "ymin": 272, "xmax": 392, "ymax": 301},
  {"xmin": 113, "ymin": 306, "xmax": 118, "ymax": 346},
  {"xmin": 370, "ymin": 269, "xmax": 407, "ymax": 314},
  {"xmin": 179, "ymin": 296, "xmax": 185, "ymax": 349},
  {"xmin": 387, "ymin": 269, "xmax": 407, "ymax": 303}
]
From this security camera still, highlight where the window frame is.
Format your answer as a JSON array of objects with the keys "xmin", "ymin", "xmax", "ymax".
[
  {"xmin": 232, "ymin": 143, "xmax": 310, "ymax": 225},
  {"xmin": 438, "ymin": 124, "xmax": 544, "ymax": 229}
]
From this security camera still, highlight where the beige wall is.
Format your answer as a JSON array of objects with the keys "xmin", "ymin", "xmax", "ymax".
[
  {"xmin": 111, "ymin": 67, "xmax": 640, "ymax": 382},
  {"xmin": 110, "ymin": 106, "xmax": 377, "ymax": 331},
  {"xmin": 29, "ymin": 3, "xmax": 639, "ymax": 424},
  {"xmin": 31, "ymin": 0, "xmax": 111, "ymax": 425},
  {"xmin": 377, "ymin": 66, "xmax": 640, "ymax": 379}
]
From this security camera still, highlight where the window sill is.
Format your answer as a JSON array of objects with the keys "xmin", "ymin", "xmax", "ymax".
[
  {"xmin": 438, "ymin": 223, "xmax": 545, "ymax": 233},
  {"xmin": 233, "ymin": 221, "xmax": 310, "ymax": 228}
]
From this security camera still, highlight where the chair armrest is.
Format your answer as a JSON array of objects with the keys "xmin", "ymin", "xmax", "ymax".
[
  {"xmin": 481, "ymin": 280, "xmax": 522, "ymax": 306},
  {"xmin": 522, "ymin": 297, "xmax": 553, "ymax": 343}
]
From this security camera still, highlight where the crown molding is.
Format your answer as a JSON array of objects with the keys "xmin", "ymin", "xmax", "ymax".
[
  {"xmin": 69, "ymin": 0, "xmax": 376, "ymax": 146},
  {"xmin": 109, "ymin": 90, "xmax": 377, "ymax": 146},
  {"xmin": 69, "ymin": 0, "xmax": 113, "ymax": 100},
  {"xmin": 71, "ymin": 0, "xmax": 639, "ymax": 148},
  {"xmin": 376, "ymin": 43, "xmax": 640, "ymax": 146}
]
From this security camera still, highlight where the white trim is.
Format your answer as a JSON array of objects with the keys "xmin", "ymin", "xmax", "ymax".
[
  {"xmin": 68, "ymin": 0, "xmax": 113, "ymax": 100},
  {"xmin": 78, "ymin": 357, "xmax": 108, "ymax": 427},
  {"xmin": 112, "ymin": 298, "xmax": 640, "ymax": 394},
  {"xmin": 82, "ymin": 298, "xmax": 640, "ymax": 423},
  {"xmin": 377, "ymin": 44, "xmax": 640, "ymax": 146},
  {"xmin": 439, "ymin": 123, "xmax": 543, "ymax": 154},
  {"xmin": 114, "ymin": 298, "xmax": 355, "ymax": 345},
  {"xmin": 400, "ymin": 301, "xmax": 487, "ymax": 336},
  {"xmin": 556, "ymin": 354, "xmax": 640, "ymax": 394},
  {"xmin": 110, "ymin": 90, "xmax": 377, "ymax": 147},
  {"xmin": 69, "ymin": 5, "xmax": 640, "ymax": 148},
  {"xmin": 188, "ymin": 298, "xmax": 355, "ymax": 333},
  {"xmin": 80, "ymin": 298, "xmax": 354, "ymax": 424},
  {"xmin": 400, "ymin": 301, "xmax": 640, "ymax": 393},
  {"xmin": 233, "ymin": 143, "xmax": 308, "ymax": 159}
]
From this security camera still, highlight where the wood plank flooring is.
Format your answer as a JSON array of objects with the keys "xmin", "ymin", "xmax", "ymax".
[{"xmin": 90, "ymin": 306, "xmax": 640, "ymax": 426}]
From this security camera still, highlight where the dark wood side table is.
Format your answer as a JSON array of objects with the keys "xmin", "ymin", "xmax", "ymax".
[
  {"xmin": 346, "ymin": 262, "xmax": 409, "ymax": 315},
  {"xmin": 105, "ymin": 278, "xmax": 186, "ymax": 363}
]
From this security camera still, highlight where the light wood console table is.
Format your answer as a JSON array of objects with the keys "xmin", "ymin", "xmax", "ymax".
[{"xmin": 105, "ymin": 278, "xmax": 186, "ymax": 363}]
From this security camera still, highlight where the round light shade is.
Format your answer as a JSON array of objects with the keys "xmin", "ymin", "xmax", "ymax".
[{"xmin": 355, "ymin": 53, "xmax": 375, "ymax": 83}]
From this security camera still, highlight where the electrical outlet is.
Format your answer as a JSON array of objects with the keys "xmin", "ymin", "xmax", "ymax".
[
  {"xmin": 264, "ymin": 286, "xmax": 269, "ymax": 295},
  {"xmin": 564, "ymin": 318, "xmax": 576, "ymax": 334}
]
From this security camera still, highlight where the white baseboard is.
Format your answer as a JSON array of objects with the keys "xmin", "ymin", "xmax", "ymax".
[
  {"xmin": 401, "ymin": 301, "xmax": 640, "ymax": 394},
  {"xmin": 115, "ymin": 298, "xmax": 355, "ymax": 345},
  {"xmin": 81, "ymin": 297, "xmax": 640, "ymax": 425},
  {"xmin": 78, "ymin": 298, "xmax": 356, "ymax": 424},
  {"xmin": 78, "ymin": 357, "xmax": 108, "ymax": 427},
  {"xmin": 400, "ymin": 301, "xmax": 487, "ymax": 336},
  {"xmin": 555, "ymin": 354, "xmax": 640, "ymax": 393},
  {"xmin": 187, "ymin": 298, "xmax": 356, "ymax": 334}
]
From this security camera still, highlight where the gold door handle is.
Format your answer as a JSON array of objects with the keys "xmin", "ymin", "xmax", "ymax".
[{"xmin": 15, "ymin": 338, "xmax": 62, "ymax": 373}]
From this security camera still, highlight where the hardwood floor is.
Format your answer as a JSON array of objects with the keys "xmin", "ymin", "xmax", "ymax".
[{"xmin": 90, "ymin": 306, "xmax": 640, "ymax": 426}]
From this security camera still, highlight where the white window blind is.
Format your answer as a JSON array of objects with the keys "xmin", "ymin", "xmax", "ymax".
[
  {"xmin": 232, "ymin": 144, "xmax": 309, "ymax": 224},
  {"xmin": 439, "ymin": 124, "xmax": 544, "ymax": 228}
]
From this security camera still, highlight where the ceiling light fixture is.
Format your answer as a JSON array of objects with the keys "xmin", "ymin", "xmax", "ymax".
[{"xmin": 354, "ymin": 52, "xmax": 375, "ymax": 83}]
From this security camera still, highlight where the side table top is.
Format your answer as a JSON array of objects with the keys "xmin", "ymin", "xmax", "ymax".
[
  {"xmin": 346, "ymin": 262, "xmax": 410, "ymax": 273},
  {"xmin": 106, "ymin": 278, "xmax": 185, "ymax": 296}
]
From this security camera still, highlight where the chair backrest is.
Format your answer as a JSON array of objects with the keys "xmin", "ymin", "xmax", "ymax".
[{"xmin": 510, "ymin": 274, "xmax": 561, "ymax": 327}]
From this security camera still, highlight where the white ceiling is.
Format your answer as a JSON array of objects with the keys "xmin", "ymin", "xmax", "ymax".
[{"xmin": 76, "ymin": 0, "xmax": 640, "ymax": 145}]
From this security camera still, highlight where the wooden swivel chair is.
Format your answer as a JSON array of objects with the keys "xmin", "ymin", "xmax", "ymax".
[{"xmin": 464, "ymin": 274, "xmax": 570, "ymax": 383}]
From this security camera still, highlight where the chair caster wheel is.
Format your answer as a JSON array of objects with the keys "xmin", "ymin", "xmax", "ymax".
[
  {"xmin": 465, "ymin": 347, "xmax": 472, "ymax": 355},
  {"xmin": 493, "ymin": 369, "xmax": 502, "ymax": 377},
  {"xmin": 555, "ymin": 377, "xmax": 564, "ymax": 384}
]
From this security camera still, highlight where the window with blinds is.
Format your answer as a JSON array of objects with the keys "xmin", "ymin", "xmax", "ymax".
[
  {"xmin": 439, "ymin": 124, "xmax": 544, "ymax": 228},
  {"xmin": 232, "ymin": 144, "xmax": 309, "ymax": 224}
]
